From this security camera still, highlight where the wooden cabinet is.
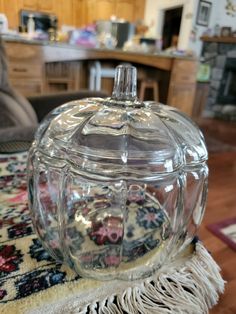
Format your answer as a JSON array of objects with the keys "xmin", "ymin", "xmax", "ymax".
[
  {"xmin": 37, "ymin": 0, "xmax": 54, "ymax": 13},
  {"xmin": 87, "ymin": 0, "xmax": 147, "ymax": 24},
  {"xmin": 167, "ymin": 59, "xmax": 197, "ymax": 116},
  {"xmin": 45, "ymin": 61, "xmax": 80, "ymax": 92},
  {"xmin": 3, "ymin": 40, "xmax": 196, "ymax": 116},
  {"xmin": 21, "ymin": 0, "xmax": 37, "ymax": 11},
  {"xmin": 116, "ymin": 0, "xmax": 134, "ymax": 21},
  {"xmin": 84, "ymin": 0, "xmax": 146, "ymax": 25},
  {"xmin": 115, "ymin": 0, "xmax": 146, "ymax": 22},
  {"xmin": 85, "ymin": 0, "xmax": 116, "ymax": 24},
  {"xmin": 10, "ymin": 79, "xmax": 43, "ymax": 95},
  {"xmin": 192, "ymin": 82, "xmax": 210, "ymax": 118},
  {"xmin": 84, "ymin": 0, "xmax": 94, "ymax": 25},
  {"xmin": 21, "ymin": 0, "xmax": 54, "ymax": 13},
  {"xmin": 53, "ymin": 0, "xmax": 79, "ymax": 27},
  {"xmin": 0, "ymin": 0, "xmax": 21, "ymax": 29},
  {"xmin": 133, "ymin": 0, "xmax": 146, "ymax": 22},
  {"xmin": 58, "ymin": 0, "xmax": 73, "ymax": 26},
  {"xmin": 8, "ymin": 63, "xmax": 42, "ymax": 79},
  {"xmin": 170, "ymin": 59, "xmax": 196, "ymax": 84},
  {"xmin": 167, "ymin": 83, "xmax": 196, "ymax": 116},
  {"xmin": 5, "ymin": 42, "xmax": 45, "ymax": 96},
  {"xmin": 96, "ymin": 0, "xmax": 116, "ymax": 20},
  {"xmin": 72, "ymin": 0, "xmax": 86, "ymax": 27},
  {"xmin": 1, "ymin": 0, "xmax": 146, "ymax": 29},
  {"xmin": 0, "ymin": 0, "xmax": 57, "ymax": 29},
  {"xmin": 85, "ymin": 0, "xmax": 146, "ymax": 24}
]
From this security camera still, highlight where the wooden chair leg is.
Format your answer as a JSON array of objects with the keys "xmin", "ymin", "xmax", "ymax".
[
  {"xmin": 139, "ymin": 80, "xmax": 159, "ymax": 102},
  {"xmin": 153, "ymin": 82, "xmax": 159, "ymax": 102},
  {"xmin": 139, "ymin": 81, "xmax": 146, "ymax": 101}
]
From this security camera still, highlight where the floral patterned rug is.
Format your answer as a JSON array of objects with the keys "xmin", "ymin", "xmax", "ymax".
[
  {"xmin": 0, "ymin": 152, "xmax": 225, "ymax": 314},
  {"xmin": 0, "ymin": 152, "xmax": 91, "ymax": 313}
]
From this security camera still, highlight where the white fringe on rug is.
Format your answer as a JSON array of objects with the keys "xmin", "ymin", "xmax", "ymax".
[{"xmin": 38, "ymin": 242, "xmax": 225, "ymax": 314}]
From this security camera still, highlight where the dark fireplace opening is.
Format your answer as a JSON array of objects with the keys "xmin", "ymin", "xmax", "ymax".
[
  {"xmin": 217, "ymin": 58, "xmax": 236, "ymax": 105},
  {"xmin": 227, "ymin": 72, "xmax": 236, "ymax": 98}
]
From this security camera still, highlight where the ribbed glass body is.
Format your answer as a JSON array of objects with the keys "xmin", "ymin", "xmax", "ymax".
[{"xmin": 27, "ymin": 65, "xmax": 208, "ymax": 281}]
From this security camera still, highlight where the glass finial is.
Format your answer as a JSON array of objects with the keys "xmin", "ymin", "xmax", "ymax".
[{"xmin": 112, "ymin": 65, "xmax": 137, "ymax": 100}]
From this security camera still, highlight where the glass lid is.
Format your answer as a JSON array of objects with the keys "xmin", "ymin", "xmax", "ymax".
[{"xmin": 35, "ymin": 65, "xmax": 207, "ymax": 176}]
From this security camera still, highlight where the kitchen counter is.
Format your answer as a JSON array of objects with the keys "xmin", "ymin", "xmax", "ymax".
[
  {"xmin": 2, "ymin": 34, "xmax": 196, "ymax": 68},
  {"xmin": 2, "ymin": 34, "xmax": 196, "ymax": 57},
  {"xmin": 3, "ymin": 35, "xmax": 198, "ymax": 116}
]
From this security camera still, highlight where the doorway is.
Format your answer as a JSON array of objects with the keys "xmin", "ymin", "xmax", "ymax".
[{"xmin": 162, "ymin": 6, "xmax": 183, "ymax": 50}]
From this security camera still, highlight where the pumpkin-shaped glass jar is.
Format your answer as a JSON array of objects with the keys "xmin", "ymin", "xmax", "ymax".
[{"xmin": 27, "ymin": 65, "xmax": 208, "ymax": 281}]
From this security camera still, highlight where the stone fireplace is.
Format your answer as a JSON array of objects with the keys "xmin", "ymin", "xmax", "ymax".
[{"xmin": 201, "ymin": 38, "xmax": 236, "ymax": 120}]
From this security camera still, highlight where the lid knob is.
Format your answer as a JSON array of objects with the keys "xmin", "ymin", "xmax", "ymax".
[{"xmin": 112, "ymin": 65, "xmax": 137, "ymax": 101}]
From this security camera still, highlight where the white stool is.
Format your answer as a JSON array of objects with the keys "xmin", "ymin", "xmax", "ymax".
[{"xmin": 89, "ymin": 61, "xmax": 116, "ymax": 91}]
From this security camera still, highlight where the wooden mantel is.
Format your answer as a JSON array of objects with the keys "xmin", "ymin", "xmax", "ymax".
[{"xmin": 201, "ymin": 36, "xmax": 236, "ymax": 44}]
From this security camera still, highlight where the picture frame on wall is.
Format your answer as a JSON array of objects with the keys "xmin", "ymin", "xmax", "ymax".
[
  {"xmin": 196, "ymin": 0, "xmax": 212, "ymax": 26},
  {"xmin": 221, "ymin": 27, "xmax": 232, "ymax": 37}
]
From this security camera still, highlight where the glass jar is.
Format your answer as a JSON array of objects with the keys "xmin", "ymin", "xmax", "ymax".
[{"xmin": 27, "ymin": 65, "xmax": 208, "ymax": 281}]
